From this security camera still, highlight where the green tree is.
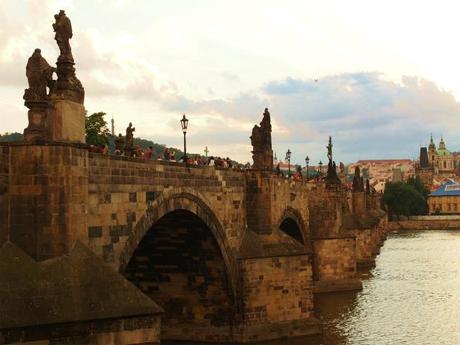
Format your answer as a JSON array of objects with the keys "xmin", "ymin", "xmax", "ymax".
[
  {"xmin": 0, "ymin": 132, "xmax": 23, "ymax": 142},
  {"xmin": 406, "ymin": 175, "xmax": 430, "ymax": 200},
  {"xmin": 85, "ymin": 112, "xmax": 110, "ymax": 146},
  {"xmin": 384, "ymin": 181, "xmax": 427, "ymax": 219}
]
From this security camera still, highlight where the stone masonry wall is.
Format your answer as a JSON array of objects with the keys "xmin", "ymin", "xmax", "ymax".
[
  {"xmin": 245, "ymin": 172, "xmax": 310, "ymax": 241},
  {"xmin": 86, "ymin": 153, "xmax": 246, "ymax": 271},
  {"xmin": 3, "ymin": 316, "xmax": 161, "ymax": 345},
  {"xmin": 2, "ymin": 143, "xmax": 88, "ymax": 260},
  {"xmin": 308, "ymin": 184, "xmax": 343, "ymax": 239},
  {"xmin": 389, "ymin": 219, "xmax": 460, "ymax": 230},
  {"xmin": 312, "ymin": 238, "xmax": 356, "ymax": 282},
  {"xmin": 0, "ymin": 145, "xmax": 9, "ymax": 246},
  {"xmin": 239, "ymin": 254, "xmax": 318, "ymax": 341},
  {"xmin": 271, "ymin": 177, "xmax": 310, "ymax": 238}
]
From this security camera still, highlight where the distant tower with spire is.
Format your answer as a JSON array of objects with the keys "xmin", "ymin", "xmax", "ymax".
[
  {"xmin": 428, "ymin": 133, "xmax": 436, "ymax": 165},
  {"xmin": 111, "ymin": 115, "xmax": 115, "ymax": 136}
]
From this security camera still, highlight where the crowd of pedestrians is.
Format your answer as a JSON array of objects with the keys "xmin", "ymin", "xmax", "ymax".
[{"xmin": 91, "ymin": 143, "xmax": 246, "ymax": 170}]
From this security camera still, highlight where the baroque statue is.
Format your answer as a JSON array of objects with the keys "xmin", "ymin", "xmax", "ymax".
[
  {"xmin": 352, "ymin": 166, "xmax": 365, "ymax": 192},
  {"xmin": 325, "ymin": 136, "xmax": 341, "ymax": 186},
  {"xmin": 250, "ymin": 108, "xmax": 273, "ymax": 170},
  {"xmin": 53, "ymin": 10, "xmax": 73, "ymax": 60},
  {"xmin": 23, "ymin": 49, "xmax": 56, "ymax": 142},
  {"xmin": 115, "ymin": 133, "xmax": 125, "ymax": 155},
  {"xmin": 50, "ymin": 10, "xmax": 85, "ymax": 104},
  {"xmin": 124, "ymin": 123, "xmax": 136, "ymax": 156},
  {"xmin": 24, "ymin": 49, "xmax": 55, "ymax": 101}
]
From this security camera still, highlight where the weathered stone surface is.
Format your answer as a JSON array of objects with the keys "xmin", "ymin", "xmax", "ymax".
[
  {"xmin": 0, "ymin": 241, "xmax": 162, "ymax": 345},
  {"xmin": 48, "ymin": 99, "xmax": 85, "ymax": 143},
  {"xmin": 3, "ymin": 143, "xmax": 88, "ymax": 260}
]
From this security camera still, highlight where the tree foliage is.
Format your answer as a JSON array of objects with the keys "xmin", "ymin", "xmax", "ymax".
[
  {"xmin": 384, "ymin": 180, "xmax": 428, "ymax": 218},
  {"xmin": 0, "ymin": 132, "xmax": 23, "ymax": 142},
  {"xmin": 406, "ymin": 175, "xmax": 430, "ymax": 200},
  {"xmin": 85, "ymin": 112, "xmax": 110, "ymax": 146}
]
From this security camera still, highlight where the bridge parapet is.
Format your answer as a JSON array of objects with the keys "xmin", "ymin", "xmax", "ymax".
[{"xmin": 86, "ymin": 152, "xmax": 247, "ymax": 269}]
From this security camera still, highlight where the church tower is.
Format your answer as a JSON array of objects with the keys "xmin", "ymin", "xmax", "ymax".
[
  {"xmin": 428, "ymin": 134, "xmax": 436, "ymax": 166},
  {"xmin": 439, "ymin": 137, "xmax": 446, "ymax": 150}
]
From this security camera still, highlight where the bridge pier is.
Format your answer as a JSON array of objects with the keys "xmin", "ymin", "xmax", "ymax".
[
  {"xmin": 0, "ymin": 142, "xmax": 88, "ymax": 261},
  {"xmin": 239, "ymin": 170, "xmax": 321, "ymax": 340},
  {"xmin": 308, "ymin": 184, "xmax": 363, "ymax": 293}
]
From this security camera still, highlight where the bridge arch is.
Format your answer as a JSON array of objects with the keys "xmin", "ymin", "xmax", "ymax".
[
  {"xmin": 278, "ymin": 207, "xmax": 310, "ymax": 247},
  {"xmin": 119, "ymin": 191, "xmax": 238, "ymax": 341}
]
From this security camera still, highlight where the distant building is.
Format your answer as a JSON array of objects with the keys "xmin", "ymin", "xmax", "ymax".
[
  {"xmin": 348, "ymin": 159, "xmax": 414, "ymax": 192},
  {"xmin": 416, "ymin": 135, "xmax": 459, "ymax": 190},
  {"xmin": 392, "ymin": 168, "xmax": 403, "ymax": 182},
  {"xmin": 427, "ymin": 135, "xmax": 454, "ymax": 174},
  {"xmin": 415, "ymin": 146, "xmax": 434, "ymax": 190},
  {"xmin": 428, "ymin": 180, "xmax": 460, "ymax": 215}
]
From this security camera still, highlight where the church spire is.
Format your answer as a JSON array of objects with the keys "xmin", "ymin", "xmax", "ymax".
[
  {"xmin": 439, "ymin": 136, "xmax": 446, "ymax": 150},
  {"xmin": 429, "ymin": 133, "xmax": 436, "ymax": 150}
]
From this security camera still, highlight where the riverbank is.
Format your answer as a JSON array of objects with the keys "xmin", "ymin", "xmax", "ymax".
[{"xmin": 389, "ymin": 216, "xmax": 460, "ymax": 230}]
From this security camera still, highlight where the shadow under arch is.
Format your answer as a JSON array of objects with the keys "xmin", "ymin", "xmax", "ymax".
[
  {"xmin": 118, "ymin": 191, "xmax": 239, "ymax": 341},
  {"xmin": 278, "ymin": 206, "xmax": 311, "ymax": 249},
  {"xmin": 120, "ymin": 192, "xmax": 235, "ymax": 279}
]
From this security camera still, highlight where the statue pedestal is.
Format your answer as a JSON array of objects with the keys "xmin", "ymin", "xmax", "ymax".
[
  {"xmin": 48, "ymin": 99, "xmax": 85, "ymax": 143},
  {"xmin": 23, "ymin": 101, "xmax": 49, "ymax": 142}
]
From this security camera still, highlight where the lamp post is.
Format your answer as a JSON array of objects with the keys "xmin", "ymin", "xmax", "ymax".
[
  {"xmin": 305, "ymin": 155, "xmax": 310, "ymax": 180},
  {"xmin": 285, "ymin": 149, "xmax": 292, "ymax": 177},
  {"xmin": 180, "ymin": 114, "xmax": 189, "ymax": 163},
  {"xmin": 318, "ymin": 160, "xmax": 323, "ymax": 175}
]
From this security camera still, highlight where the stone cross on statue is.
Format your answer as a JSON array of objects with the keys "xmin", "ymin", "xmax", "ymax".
[{"xmin": 204, "ymin": 146, "xmax": 209, "ymax": 158}]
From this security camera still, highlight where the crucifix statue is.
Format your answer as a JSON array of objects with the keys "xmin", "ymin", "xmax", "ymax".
[{"xmin": 327, "ymin": 136, "xmax": 333, "ymax": 163}]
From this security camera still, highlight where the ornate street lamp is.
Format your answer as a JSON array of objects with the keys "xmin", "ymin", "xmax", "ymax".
[
  {"xmin": 318, "ymin": 160, "xmax": 323, "ymax": 175},
  {"xmin": 285, "ymin": 149, "xmax": 292, "ymax": 177},
  {"xmin": 305, "ymin": 155, "xmax": 310, "ymax": 180},
  {"xmin": 180, "ymin": 114, "xmax": 189, "ymax": 162}
]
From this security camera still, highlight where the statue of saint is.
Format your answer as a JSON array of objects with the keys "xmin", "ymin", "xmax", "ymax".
[
  {"xmin": 352, "ymin": 166, "xmax": 364, "ymax": 192},
  {"xmin": 53, "ymin": 10, "xmax": 73, "ymax": 59},
  {"xmin": 250, "ymin": 108, "xmax": 273, "ymax": 170},
  {"xmin": 260, "ymin": 108, "xmax": 272, "ymax": 146},
  {"xmin": 114, "ymin": 133, "xmax": 125, "ymax": 154},
  {"xmin": 125, "ymin": 123, "xmax": 135, "ymax": 151},
  {"xmin": 24, "ymin": 49, "xmax": 55, "ymax": 101}
]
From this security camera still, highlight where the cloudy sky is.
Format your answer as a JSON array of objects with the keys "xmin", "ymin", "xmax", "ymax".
[{"xmin": 2, "ymin": 0, "xmax": 460, "ymax": 164}]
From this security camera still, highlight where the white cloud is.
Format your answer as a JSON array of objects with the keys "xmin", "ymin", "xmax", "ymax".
[{"xmin": 3, "ymin": 0, "xmax": 460, "ymax": 164}]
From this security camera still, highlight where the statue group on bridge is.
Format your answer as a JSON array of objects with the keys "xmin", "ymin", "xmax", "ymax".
[{"xmin": 23, "ymin": 10, "xmax": 84, "ymax": 142}]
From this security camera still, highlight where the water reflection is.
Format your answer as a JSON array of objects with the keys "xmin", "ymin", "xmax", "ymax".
[{"xmin": 167, "ymin": 230, "xmax": 460, "ymax": 345}]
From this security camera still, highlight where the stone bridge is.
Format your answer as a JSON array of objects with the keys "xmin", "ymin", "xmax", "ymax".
[
  {"xmin": 0, "ymin": 11, "xmax": 389, "ymax": 345},
  {"xmin": 0, "ymin": 140, "xmax": 388, "ymax": 343}
]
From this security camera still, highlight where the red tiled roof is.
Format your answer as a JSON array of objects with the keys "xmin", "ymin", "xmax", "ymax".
[{"xmin": 355, "ymin": 159, "xmax": 413, "ymax": 164}]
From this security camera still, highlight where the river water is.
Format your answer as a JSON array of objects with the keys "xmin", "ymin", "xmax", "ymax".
[{"xmin": 293, "ymin": 230, "xmax": 460, "ymax": 345}]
